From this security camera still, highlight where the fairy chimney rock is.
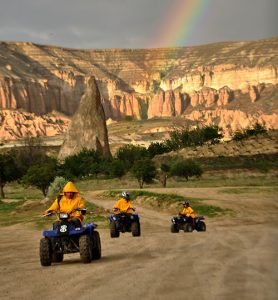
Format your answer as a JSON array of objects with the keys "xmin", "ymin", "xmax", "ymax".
[{"xmin": 58, "ymin": 77, "xmax": 111, "ymax": 159}]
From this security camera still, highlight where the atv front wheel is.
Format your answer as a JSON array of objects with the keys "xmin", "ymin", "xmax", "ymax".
[
  {"xmin": 184, "ymin": 223, "xmax": 193, "ymax": 232},
  {"xmin": 79, "ymin": 235, "xmax": 92, "ymax": 263},
  {"xmin": 110, "ymin": 220, "xmax": 120, "ymax": 238},
  {"xmin": 91, "ymin": 231, "xmax": 101, "ymax": 260},
  {"xmin": 171, "ymin": 223, "xmax": 179, "ymax": 233},
  {"xmin": 40, "ymin": 238, "xmax": 52, "ymax": 266},
  {"xmin": 131, "ymin": 221, "xmax": 141, "ymax": 237}
]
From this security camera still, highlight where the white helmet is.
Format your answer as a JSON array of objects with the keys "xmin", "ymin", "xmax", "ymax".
[{"xmin": 122, "ymin": 191, "xmax": 130, "ymax": 200}]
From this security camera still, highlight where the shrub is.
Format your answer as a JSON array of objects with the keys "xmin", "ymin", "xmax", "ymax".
[
  {"xmin": 47, "ymin": 176, "xmax": 68, "ymax": 199},
  {"xmin": 170, "ymin": 159, "xmax": 203, "ymax": 181}
]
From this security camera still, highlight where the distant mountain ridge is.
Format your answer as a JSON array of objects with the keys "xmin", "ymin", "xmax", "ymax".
[{"xmin": 0, "ymin": 37, "xmax": 277, "ymax": 140}]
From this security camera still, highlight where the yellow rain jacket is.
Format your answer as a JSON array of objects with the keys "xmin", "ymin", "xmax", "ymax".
[
  {"xmin": 113, "ymin": 198, "xmax": 134, "ymax": 214},
  {"xmin": 47, "ymin": 181, "xmax": 85, "ymax": 223},
  {"xmin": 181, "ymin": 206, "xmax": 196, "ymax": 218}
]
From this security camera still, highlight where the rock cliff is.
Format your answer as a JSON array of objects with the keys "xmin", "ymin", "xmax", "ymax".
[{"xmin": 0, "ymin": 38, "xmax": 277, "ymax": 140}]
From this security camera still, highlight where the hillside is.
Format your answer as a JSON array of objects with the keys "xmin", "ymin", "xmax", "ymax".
[{"xmin": 0, "ymin": 37, "xmax": 278, "ymax": 141}]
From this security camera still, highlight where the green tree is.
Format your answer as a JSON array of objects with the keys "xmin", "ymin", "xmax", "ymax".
[
  {"xmin": 116, "ymin": 144, "xmax": 149, "ymax": 170},
  {"xmin": 0, "ymin": 152, "xmax": 20, "ymax": 198},
  {"xmin": 147, "ymin": 142, "xmax": 170, "ymax": 158},
  {"xmin": 170, "ymin": 159, "xmax": 203, "ymax": 181},
  {"xmin": 61, "ymin": 149, "xmax": 102, "ymax": 179},
  {"xmin": 11, "ymin": 136, "xmax": 47, "ymax": 177},
  {"xmin": 21, "ymin": 160, "xmax": 57, "ymax": 196},
  {"xmin": 202, "ymin": 125, "xmax": 223, "ymax": 144},
  {"xmin": 109, "ymin": 159, "xmax": 126, "ymax": 178},
  {"xmin": 132, "ymin": 159, "xmax": 156, "ymax": 188}
]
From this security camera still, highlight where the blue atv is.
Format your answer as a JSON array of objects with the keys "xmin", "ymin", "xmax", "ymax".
[
  {"xmin": 109, "ymin": 210, "xmax": 141, "ymax": 238},
  {"xmin": 170, "ymin": 215, "xmax": 206, "ymax": 233},
  {"xmin": 39, "ymin": 208, "xmax": 101, "ymax": 266}
]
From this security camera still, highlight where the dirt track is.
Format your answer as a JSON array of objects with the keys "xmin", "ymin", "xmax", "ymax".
[{"xmin": 0, "ymin": 187, "xmax": 277, "ymax": 300}]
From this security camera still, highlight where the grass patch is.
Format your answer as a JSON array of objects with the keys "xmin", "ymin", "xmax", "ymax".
[{"xmin": 219, "ymin": 186, "xmax": 278, "ymax": 195}]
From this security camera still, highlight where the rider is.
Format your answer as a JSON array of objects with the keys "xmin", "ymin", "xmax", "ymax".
[
  {"xmin": 45, "ymin": 181, "xmax": 86, "ymax": 228},
  {"xmin": 113, "ymin": 191, "xmax": 135, "ymax": 214},
  {"xmin": 179, "ymin": 201, "xmax": 196, "ymax": 224}
]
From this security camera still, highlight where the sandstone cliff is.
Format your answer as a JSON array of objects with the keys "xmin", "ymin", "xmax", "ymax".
[
  {"xmin": 0, "ymin": 38, "xmax": 277, "ymax": 140},
  {"xmin": 58, "ymin": 77, "xmax": 111, "ymax": 159}
]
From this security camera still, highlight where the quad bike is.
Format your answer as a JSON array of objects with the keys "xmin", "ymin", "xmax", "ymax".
[
  {"xmin": 170, "ymin": 215, "xmax": 206, "ymax": 233},
  {"xmin": 109, "ymin": 209, "xmax": 141, "ymax": 238},
  {"xmin": 39, "ymin": 208, "xmax": 101, "ymax": 266}
]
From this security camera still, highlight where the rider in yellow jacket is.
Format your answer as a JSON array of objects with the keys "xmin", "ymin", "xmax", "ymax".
[
  {"xmin": 113, "ymin": 191, "xmax": 135, "ymax": 214},
  {"xmin": 45, "ymin": 181, "xmax": 85, "ymax": 227},
  {"xmin": 180, "ymin": 201, "xmax": 196, "ymax": 218}
]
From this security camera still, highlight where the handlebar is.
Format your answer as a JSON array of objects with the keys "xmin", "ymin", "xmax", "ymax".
[
  {"xmin": 43, "ymin": 208, "xmax": 87, "ymax": 217},
  {"xmin": 112, "ymin": 208, "xmax": 135, "ymax": 213}
]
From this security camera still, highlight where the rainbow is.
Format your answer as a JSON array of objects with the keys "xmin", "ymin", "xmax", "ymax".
[{"xmin": 150, "ymin": 0, "xmax": 210, "ymax": 48}]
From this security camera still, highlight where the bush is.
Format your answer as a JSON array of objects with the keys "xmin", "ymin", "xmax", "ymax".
[
  {"xmin": 47, "ymin": 176, "xmax": 68, "ymax": 199},
  {"xmin": 116, "ymin": 144, "xmax": 149, "ymax": 170},
  {"xmin": 170, "ymin": 159, "xmax": 203, "ymax": 181},
  {"xmin": 232, "ymin": 122, "xmax": 267, "ymax": 141}
]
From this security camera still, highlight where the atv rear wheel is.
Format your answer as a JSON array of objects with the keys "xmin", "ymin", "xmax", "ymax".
[
  {"xmin": 184, "ymin": 223, "xmax": 193, "ymax": 232},
  {"xmin": 171, "ymin": 223, "xmax": 179, "ymax": 233},
  {"xmin": 197, "ymin": 221, "xmax": 206, "ymax": 232},
  {"xmin": 110, "ymin": 220, "xmax": 120, "ymax": 238},
  {"xmin": 91, "ymin": 231, "xmax": 101, "ymax": 260},
  {"xmin": 79, "ymin": 235, "xmax": 92, "ymax": 263},
  {"xmin": 131, "ymin": 221, "xmax": 141, "ymax": 237},
  {"xmin": 52, "ymin": 252, "xmax": 64, "ymax": 263},
  {"xmin": 40, "ymin": 238, "xmax": 52, "ymax": 266}
]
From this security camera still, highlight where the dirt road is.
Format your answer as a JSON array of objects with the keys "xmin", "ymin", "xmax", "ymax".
[{"xmin": 0, "ymin": 187, "xmax": 277, "ymax": 300}]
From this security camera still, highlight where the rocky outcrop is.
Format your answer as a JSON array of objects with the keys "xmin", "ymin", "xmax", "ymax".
[
  {"xmin": 0, "ymin": 110, "xmax": 69, "ymax": 140},
  {"xmin": 0, "ymin": 38, "xmax": 277, "ymax": 139},
  {"xmin": 58, "ymin": 77, "xmax": 111, "ymax": 159}
]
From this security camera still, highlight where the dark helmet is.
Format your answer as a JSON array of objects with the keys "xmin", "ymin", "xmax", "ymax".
[
  {"xmin": 183, "ymin": 201, "xmax": 189, "ymax": 207},
  {"xmin": 122, "ymin": 191, "xmax": 130, "ymax": 200}
]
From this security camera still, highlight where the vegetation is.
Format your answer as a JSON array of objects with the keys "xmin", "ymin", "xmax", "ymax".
[
  {"xmin": 0, "ymin": 152, "xmax": 20, "ymax": 198},
  {"xmin": 0, "ymin": 127, "xmax": 276, "ymax": 199},
  {"xmin": 232, "ymin": 122, "xmax": 267, "ymax": 141},
  {"xmin": 170, "ymin": 159, "xmax": 203, "ymax": 181},
  {"xmin": 131, "ymin": 159, "xmax": 156, "ymax": 188},
  {"xmin": 46, "ymin": 176, "xmax": 68, "ymax": 200},
  {"xmin": 21, "ymin": 158, "xmax": 58, "ymax": 196}
]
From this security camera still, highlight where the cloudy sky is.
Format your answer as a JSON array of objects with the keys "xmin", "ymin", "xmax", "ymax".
[{"xmin": 0, "ymin": 0, "xmax": 277, "ymax": 49}]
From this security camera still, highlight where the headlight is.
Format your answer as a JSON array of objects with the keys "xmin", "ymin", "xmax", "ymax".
[
  {"xmin": 130, "ymin": 216, "xmax": 134, "ymax": 220},
  {"xmin": 113, "ymin": 217, "xmax": 117, "ymax": 220},
  {"xmin": 59, "ymin": 213, "xmax": 69, "ymax": 219}
]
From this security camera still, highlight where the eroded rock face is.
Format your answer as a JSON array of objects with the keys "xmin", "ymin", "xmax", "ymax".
[
  {"xmin": 0, "ymin": 38, "xmax": 277, "ymax": 139},
  {"xmin": 58, "ymin": 77, "xmax": 111, "ymax": 159},
  {"xmin": 0, "ymin": 110, "xmax": 69, "ymax": 140}
]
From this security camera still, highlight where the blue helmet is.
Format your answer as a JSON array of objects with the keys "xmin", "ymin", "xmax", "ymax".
[{"xmin": 122, "ymin": 191, "xmax": 130, "ymax": 200}]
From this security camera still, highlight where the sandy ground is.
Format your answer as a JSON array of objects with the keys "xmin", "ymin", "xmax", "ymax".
[{"xmin": 0, "ymin": 187, "xmax": 277, "ymax": 300}]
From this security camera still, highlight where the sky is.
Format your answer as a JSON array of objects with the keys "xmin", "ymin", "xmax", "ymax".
[{"xmin": 0, "ymin": 0, "xmax": 277, "ymax": 49}]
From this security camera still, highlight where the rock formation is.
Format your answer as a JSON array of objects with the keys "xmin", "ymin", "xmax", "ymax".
[
  {"xmin": 58, "ymin": 77, "xmax": 111, "ymax": 159},
  {"xmin": 0, "ymin": 110, "xmax": 69, "ymax": 140},
  {"xmin": 0, "ymin": 38, "xmax": 277, "ymax": 140}
]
